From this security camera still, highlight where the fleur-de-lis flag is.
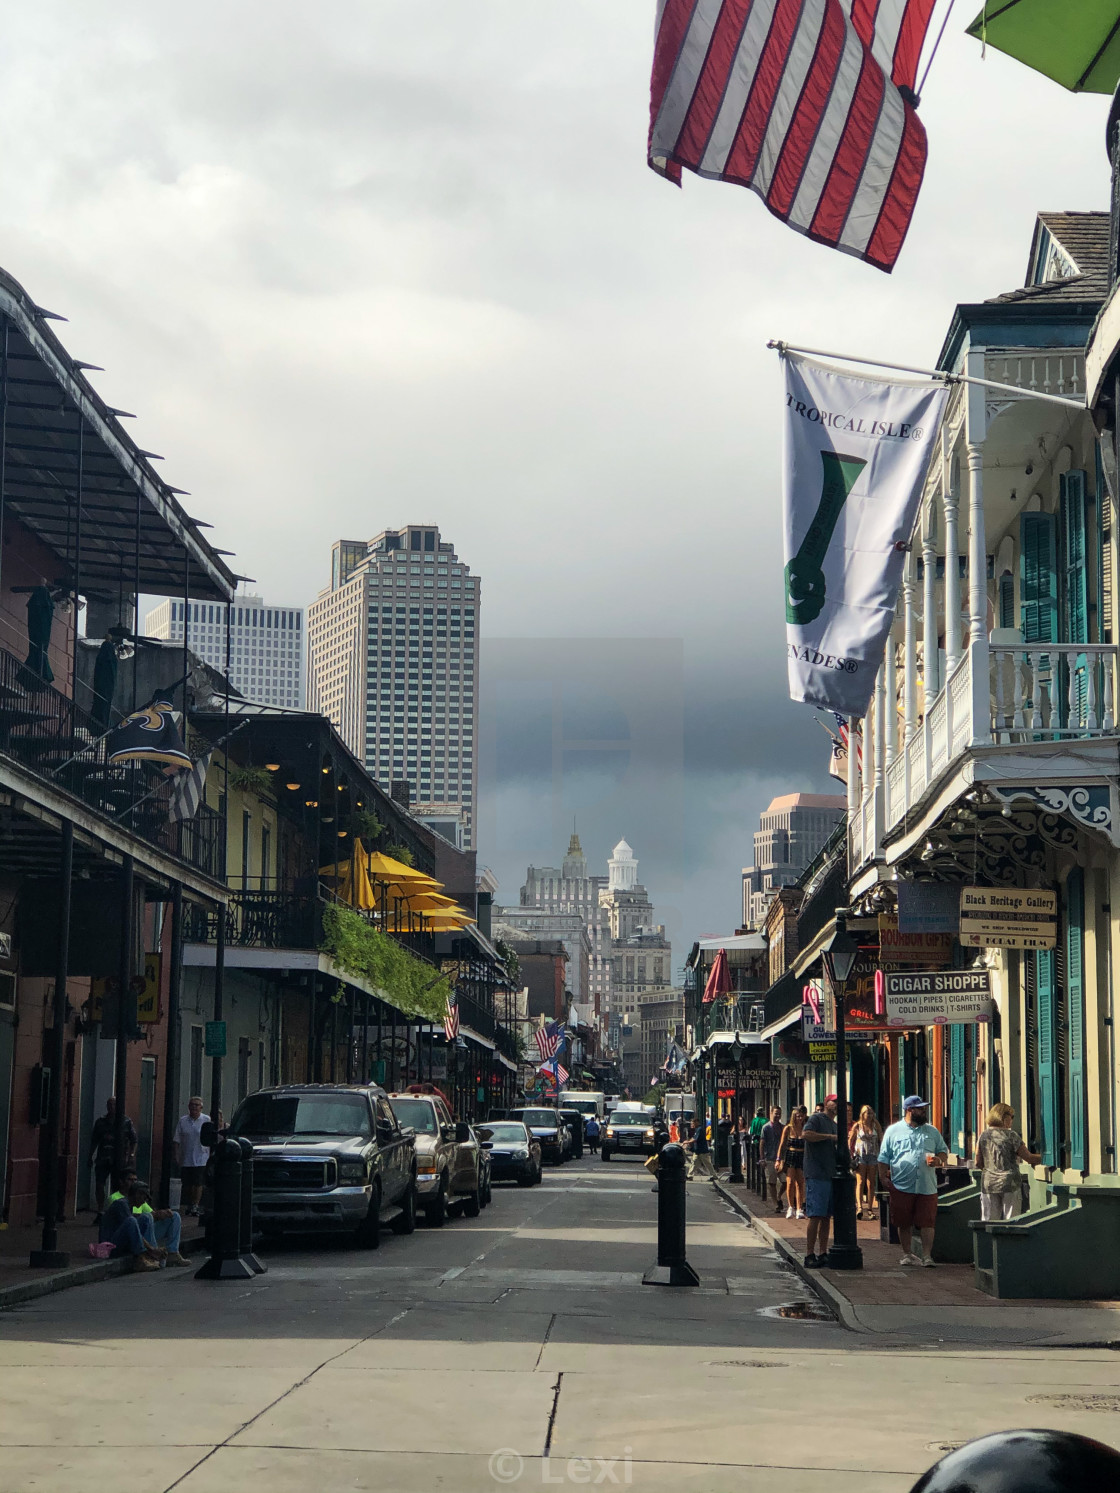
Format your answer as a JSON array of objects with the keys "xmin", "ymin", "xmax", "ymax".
[{"xmin": 106, "ymin": 694, "xmax": 192, "ymax": 770}]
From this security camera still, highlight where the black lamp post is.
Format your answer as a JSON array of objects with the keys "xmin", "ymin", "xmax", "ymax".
[{"xmin": 820, "ymin": 910, "xmax": 862, "ymax": 1271}]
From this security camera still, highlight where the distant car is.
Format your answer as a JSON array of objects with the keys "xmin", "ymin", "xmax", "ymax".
[
  {"xmin": 506, "ymin": 1106, "xmax": 568, "ymax": 1164},
  {"xmin": 558, "ymin": 1108, "xmax": 586, "ymax": 1160},
  {"xmin": 228, "ymin": 1083, "xmax": 417, "ymax": 1247},
  {"xmin": 479, "ymin": 1121, "xmax": 542, "ymax": 1187},
  {"xmin": 601, "ymin": 1110, "xmax": 660, "ymax": 1161},
  {"xmin": 388, "ymin": 1092, "xmax": 482, "ymax": 1224}
]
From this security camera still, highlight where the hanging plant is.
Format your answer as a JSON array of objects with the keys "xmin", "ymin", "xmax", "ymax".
[
  {"xmin": 382, "ymin": 841, "xmax": 414, "ymax": 867},
  {"xmin": 321, "ymin": 904, "xmax": 449, "ymax": 1020},
  {"xmin": 352, "ymin": 809, "xmax": 385, "ymax": 844},
  {"xmin": 229, "ymin": 765, "xmax": 273, "ymax": 796}
]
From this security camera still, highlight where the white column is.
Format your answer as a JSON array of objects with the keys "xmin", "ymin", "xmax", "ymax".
[
  {"xmin": 884, "ymin": 626, "xmax": 897, "ymax": 766},
  {"xmin": 903, "ymin": 549, "xmax": 918, "ymax": 744},
  {"xmin": 965, "ymin": 350, "xmax": 992, "ymax": 746},
  {"xmin": 846, "ymin": 714, "xmax": 860, "ymax": 817},
  {"xmin": 922, "ymin": 500, "xmax": 939, "ymax": 701},
  {"xmin": 872, "ymin": 663, "xmax": 886, "ymax": 852},
  {"xmin": 943, "ymin": 427, "xmax": 962, "ymax": 678}
]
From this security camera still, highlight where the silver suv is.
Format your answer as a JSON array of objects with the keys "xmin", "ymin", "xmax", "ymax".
[{"xmin": 387, "ymin": 1092, "xmax": 482, "ymax": 1226}]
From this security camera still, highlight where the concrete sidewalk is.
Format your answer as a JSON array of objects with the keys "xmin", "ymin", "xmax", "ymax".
[
  {"xmin": 713, "ymin": 1175, "xmax": 1120, "ymax": 1347},
  {"xmin": 0, "ymin": 1211, "xmax": 205, "ymax": 1307}
]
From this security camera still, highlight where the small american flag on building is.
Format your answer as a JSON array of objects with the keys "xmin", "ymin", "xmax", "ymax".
[
  {"xmin": 444, "ymin": 993, "xmax": 460, "ymax": 1043},
  {"xmin": 649, "ymin": 0, "xmax": 938, "ymax": 273},
  {"xmin": 828, "ymin": 712, "xmax": 862, "ymax": 780},
  {"xmin": 538, "ymin": 1058, "xmax": 569, "ymax": 1089},
  {"xmin": 534, "ymin": 1019, "xmax": 562, "ymax": 1062}
]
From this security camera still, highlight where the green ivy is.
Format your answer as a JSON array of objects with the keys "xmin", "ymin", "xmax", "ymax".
[{"xmin": 320, "ymin": 903, "xmax": 450, "ymax": 1020}]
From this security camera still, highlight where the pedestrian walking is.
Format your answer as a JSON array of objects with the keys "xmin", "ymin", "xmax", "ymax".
[
  {"xmin": 849, "ymin": 1105, "xmax": 883, "ymax": 1219},
  {"xmin": 685, "ymin": 1116, "xmax": 715, "ymax": 1179},
  {"xmin": 585, "ymin": 1116, "xmax": 601, "ymax": 1154},
  {"xmin": 777, "ymin": 1106, "xmax": 806, "ymax": 1219},
  {"xmin": 87, "ymin": 1095, "xmax": 137, "ymax": 1220},
  {"xmin": 760, "ymin": 1106, "xmax": 785, "ymax": 1214},
  {"xmin": 801, "ymin": 1095, "xmax": 839, "ymax": 1267},
  {"xmin": 976, "ymin": 1103, "xmax": 1040, "ymax": 1221},
  {"xmin": 877, "ymin": 1096, "xmax": 948, "ymax": 1267},
  {"xmin": 173, "ymin": 1095, "xmax": 212, "ymax": 1216}
]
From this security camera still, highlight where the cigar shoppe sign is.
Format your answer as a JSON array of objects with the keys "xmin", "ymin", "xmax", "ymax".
[{"xmin": 881, "ymin": 969, "xmax": 994, "ymax": 1027}]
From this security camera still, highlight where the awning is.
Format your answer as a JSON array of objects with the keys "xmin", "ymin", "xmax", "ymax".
[
  {"xmin": 702, "ymin": 1029, "xmax": 769, "ymax": 1053},
  {"xmin": 759, "ymin": 1007, "xmax": 801, "ymax": 1042}
]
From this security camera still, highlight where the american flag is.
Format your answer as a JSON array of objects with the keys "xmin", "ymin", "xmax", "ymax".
[
  {"xmin": 828, "ymin": 711, "xmax": 863, "ymax": 781},
  {"xmin": 538, "ymin": 1058, "xmax": 569, "ymax": 1090},
  {"xmin": 649, "ymin": 0, "xmax": 938, "ymax": 273},
  {"xmin": 534, "ymin": 1019, "xmax": 562, "ymax": 1061},
  {"xmin": 443, "ymin": 993, "xmax": 459, "ymax": 1043}
]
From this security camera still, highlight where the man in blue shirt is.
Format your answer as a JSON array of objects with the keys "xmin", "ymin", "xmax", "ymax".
[{"xmin": 878, "ymin": 1096, "xmax": 948, "ymax": 1268}]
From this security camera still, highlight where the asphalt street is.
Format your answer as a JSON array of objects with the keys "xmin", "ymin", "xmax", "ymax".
[{"xmin": 2, "ymin": 1156, "xmax": 1119, "ymax": 1492}]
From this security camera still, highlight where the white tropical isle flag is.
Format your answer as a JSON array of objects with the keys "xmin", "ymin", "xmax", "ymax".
[{"xmin": 782, "ymin": 352, "xmax": 946, "ymax": 716}]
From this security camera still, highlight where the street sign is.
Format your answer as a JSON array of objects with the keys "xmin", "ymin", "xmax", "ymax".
[
  {"xmin": 878, "ymin": 913, "xmax": 953, "ymax": 967},
  {"xmin": 882, "ymin": 969, "xmax": 993, "ymax": 1027},
  {"xmin": 204, "ymin": 1020, "xmax": 227, "ymax": 1058},
  {"xmin": 959, "ymin": 886, "xmax": 1057, "ymax": 949}
]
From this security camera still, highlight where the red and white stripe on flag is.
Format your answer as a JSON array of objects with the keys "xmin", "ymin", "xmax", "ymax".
[
  {"xmin": 649, "ymin": 0, "xmax": 936, "ymax": 273},
  {"xmin": 444, "ymin": 997, "xmax": 459, "ymax": 1043}
]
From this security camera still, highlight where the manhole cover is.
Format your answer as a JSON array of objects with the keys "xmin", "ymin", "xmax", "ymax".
[
  {"xmin": 926, "ymin": 1442, "xmax": 965, "ymax": 1454},
  {"xmin": 708, "ymin": 1359, "xmax": 784, "ymax": 1368},
  {"xmin": 757, "ymin": 1300, "xmax": 835, "ymax": 1322},
  {"xmin": 1027, "ymin": 1393, "xmax": 1120, "ymax": 1413}
]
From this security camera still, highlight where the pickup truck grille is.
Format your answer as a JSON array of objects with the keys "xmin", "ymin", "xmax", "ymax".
[{"xmin": 253, "ymin": 1157, "xmax": 336, "ymax": 1192}]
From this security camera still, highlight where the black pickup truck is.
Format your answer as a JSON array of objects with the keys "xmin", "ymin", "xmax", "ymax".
[{"xmin": 228, "ymin": 1083, "xmax": 417, "ymax": 1247}]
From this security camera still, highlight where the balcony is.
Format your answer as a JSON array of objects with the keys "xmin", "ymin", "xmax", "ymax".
[
  {"xmin": 0, "ymin": 644, "xmax": 224, "ymax": 881},
  {"xmin": 851, "ymin": 641, "xmax": 1120, "ymax": 872}
]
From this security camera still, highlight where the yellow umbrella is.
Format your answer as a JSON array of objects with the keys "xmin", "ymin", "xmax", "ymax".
[
  {"xmin": 364, "ymin": 850, "xmax": 437, "ymax": 884},
  {"xmin": 400, "ymin": 893, "xmax": 461, "ymax": 911}
]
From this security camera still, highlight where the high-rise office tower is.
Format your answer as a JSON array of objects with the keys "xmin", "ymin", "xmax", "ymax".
[
  {"xmin": 145, "ymin": 593, "xmax": 304, "ymax": 709},
  {"xmin": 306, "ymin": 525, "xmax": 479, "ymax": 847},
  {"xmin": 741, "ymin": 791, "xmax": 846, "ymax": 928}
]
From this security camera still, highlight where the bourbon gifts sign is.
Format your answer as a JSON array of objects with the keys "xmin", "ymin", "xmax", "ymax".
[{"xmin": 959, "ymin": 887, "xmax": 1057, "ymax": 950}]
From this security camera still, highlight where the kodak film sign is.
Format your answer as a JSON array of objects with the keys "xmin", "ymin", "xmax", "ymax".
[{"xmin": 959, "ymin": 887, "xmax": 1057, "ymax": 950}]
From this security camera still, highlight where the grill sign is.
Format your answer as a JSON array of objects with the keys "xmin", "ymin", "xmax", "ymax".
[
  {"xmin": 959, "ymin": 886, "xmax": 1057, "ymax": 949},
  {"xmin": 883, "ymin": 969, "xmax": 993, "ymax": 1027}
]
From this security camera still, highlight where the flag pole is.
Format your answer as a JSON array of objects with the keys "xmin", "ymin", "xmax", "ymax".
[{"xmin": 768, "ymin": 339, "xmax": 1084, "ymax": 411}]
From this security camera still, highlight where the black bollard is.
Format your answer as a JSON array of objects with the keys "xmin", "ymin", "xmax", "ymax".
[
  {"xmin": 715, "ymin": 1116, "xmax": 731, "ymax": 1170},
  {"xmin": 235, "ymin": 1137, "xmax": 266, "ymax": 1275},
  {"xmin": 910, "ymin": 1430, "xmax": 1120, "ymax": 1493},
  {"xmin": 642, "ymin": 1143, "xmax": 700, "ymax": 1288},
  {"xmin": 755, "ymin": 1138, "xmax": 766, "ymax": 1198},
  {"xmin": 195, "ymin": 1137, "xmax": 255, "ymax": 1280}
]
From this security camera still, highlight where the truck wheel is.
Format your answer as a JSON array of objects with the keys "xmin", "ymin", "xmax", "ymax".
[
  {"xmin": 464, "ymin": 1180, "xmax": 481, "ymax": 1218},
  {"xmin": 424, "ymin": 1177, "xmax": 448, "ymax": 1228},
  {"xmin": 391, "ymin": 1178, "xmax": 417, "ymax": 1235},
  {"xmin": 356, "ymin": 1184, "xmax": 382, "ymax": 1250}
]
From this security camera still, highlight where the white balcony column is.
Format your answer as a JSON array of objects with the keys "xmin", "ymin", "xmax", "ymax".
[
  {"xmin": 903, "ymin": 549, "xmax": 918, "ymax": 744},
  {"xmin": 942, "ymin": 425, "xmax": 962, "ymax": 678},
  {"xmin": 872, "ymin": 662, "xmax": 886, "ymax": 853},
  {"xmin": 884, "ymin": 625, "xmax": 897, "ymax": 766},
  {"xmin": 922, "ymin": 502, "xmax": 937, "ymax": 782},
  {"xmin": 965, "ymin": 353, "xmax": 992, "ymax": 747},
  {"xmin": 846, "ymin": 713, "xmax": 860, "ymax": 818}
]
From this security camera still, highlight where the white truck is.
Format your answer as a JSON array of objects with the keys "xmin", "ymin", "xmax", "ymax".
[{"xmin": 559, "ymin": 1090, "xmax": 606, "ymax": 1120}]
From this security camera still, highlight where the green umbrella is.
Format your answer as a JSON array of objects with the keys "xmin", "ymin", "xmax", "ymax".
[{"xmin": 967, "ymin": 2, "xmax": 1120, "ymax": 93}]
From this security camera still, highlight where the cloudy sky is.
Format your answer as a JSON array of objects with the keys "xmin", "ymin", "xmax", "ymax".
[{"xmin": 4, "ymin": 4, "xmax": 1109, "ymax": 963}]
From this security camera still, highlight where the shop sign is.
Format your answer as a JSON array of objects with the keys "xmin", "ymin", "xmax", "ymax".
[
  {"xmin": 808, "ymin": 1042, "xmax": 836, "ymax": 1063},
  {"xmin": 801, "ymin": 1009, "xmax": 875, "ymax": 1043},
  {"xmin": 896, "ymin": 881, "xmax": 960, "ymax": 934},
  {"xmin": 959, "ymin": 887, "xmax": 1057, "ymax": 949},
  {"xmin": 90, "ymin": 953, "xmax": 161, "ymax": 1025},
  {"xmin": 878, "ymin": 914, "xmax": 953, "ymax": 967},
  {"xmin": 882, "ymin": 969, "xmax": 994, "ymax": 1027}
]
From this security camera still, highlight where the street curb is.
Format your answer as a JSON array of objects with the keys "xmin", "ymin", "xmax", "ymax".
[
  {"xmin": 0, "ymin": 1234, "xmax": 208, "ymax": 1311},
  {"xmin": 712, "ymin": 1177, "xmax": 867, "ymax": 1333}
]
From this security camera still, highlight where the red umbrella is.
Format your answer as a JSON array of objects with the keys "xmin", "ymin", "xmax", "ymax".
[{"xmin": 701, "ymin": 948, "xmax": 733, "ymax": 1004}]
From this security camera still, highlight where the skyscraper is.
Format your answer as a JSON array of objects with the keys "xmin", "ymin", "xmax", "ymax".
[
  {"xmin": 306, "ymin": 526, "xmax": 479, "ymax": 847},
  {"xmin": 145, "ymin": 593, "xmax": 305, "ymax": 709},
  {"xmin": 741, "ymin": 792, "xmax": 846, "ymax": 928}
]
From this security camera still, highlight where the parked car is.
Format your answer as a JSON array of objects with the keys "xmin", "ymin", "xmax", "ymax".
[
  {"xmin": 387, "ymin": 1092, "xmax": 482, "ymax": 1224},
  {"xmin": 479, "ymin": 1121, "xmax": 542, "ymax": 1186},
  {"xmin": 601, "ymin": 1110, "xmax": 660, "ymax": 1161},
  {"xmin": 507, "ymin": 1106, "xmax": 568, "ymax": 1164},
  {"xmin": 558, "ymin": 1107, "xmax": 586, "ymax": 1160},
  {"xmin": 472, "ymin": 1126, "xmax": 493, "ymax": 1206},
  {"xmin": 228, "ymin": 1083, "xmax": 417, "ymax": 1247}
]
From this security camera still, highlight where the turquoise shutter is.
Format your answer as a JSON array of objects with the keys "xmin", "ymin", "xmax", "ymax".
[
  {"xmin": 1037, "ymin": 948, "xmax": 1058, "ymax": 1167},
  {"xmin": 1060, "ymin": 471, "xmax": 1090, "ymax": 728},
  {"xmin": 1097, "ymin": 442, "xmax": 1112, "ymax": 644},
  {"xmin": 1066, "ymin": 869, "xmax": 1086, "ymax": 1172},
  {"xmin": 950, "ymin": 1024, "xmax": 965, "ymax": 1155},
  {"xmin": 1020, "ymin": 512, "xmax": 1058, "ymax": 643}
]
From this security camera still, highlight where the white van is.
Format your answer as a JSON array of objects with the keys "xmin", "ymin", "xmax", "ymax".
[
  {"xmin": 558, "ymin": 1090, "xmax": 605, "ymax": 1120},
  {"xmin": 664, "ymin": 1092, "xmax": 696, "ymax": 1130}
]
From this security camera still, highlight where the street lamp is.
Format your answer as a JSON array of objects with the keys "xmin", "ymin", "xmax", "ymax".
[{"xmin": 820, "ymin": 911, "xmax": 862, "ymax": 1271}]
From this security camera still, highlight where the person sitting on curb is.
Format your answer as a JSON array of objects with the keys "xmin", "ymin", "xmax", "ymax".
[
  {"xmin": 109, "ymin": 1170, "xmax": 189, "ymax": 1266},
  {"xmin": 877, "ymin": 1095, "xmax": 948, "ymax": 1268},
  {"xmin": 98, "ymin": 1183, "xmax": 163, "ymax": 1272}
]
